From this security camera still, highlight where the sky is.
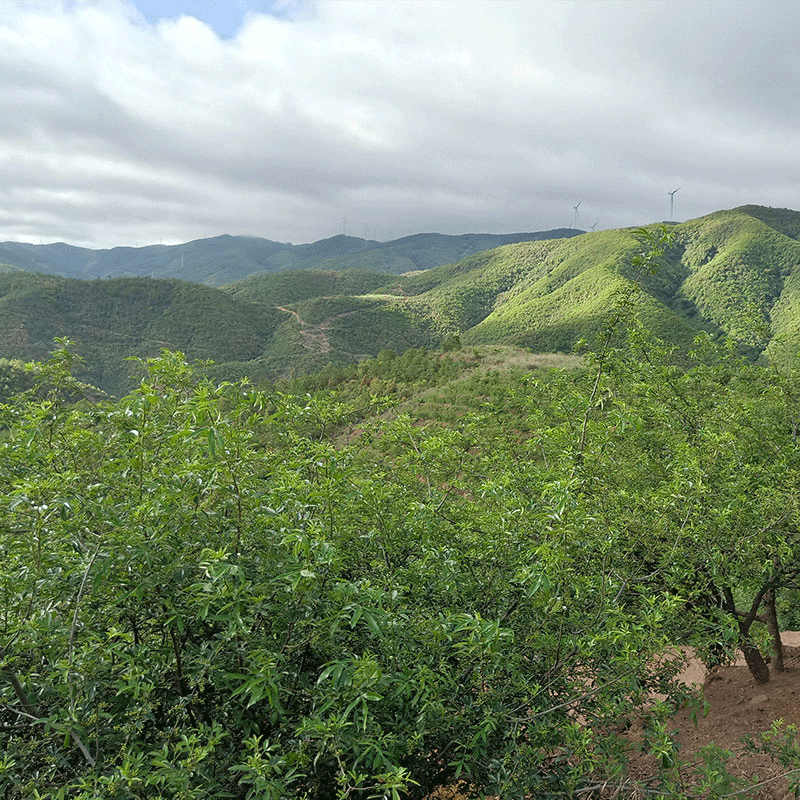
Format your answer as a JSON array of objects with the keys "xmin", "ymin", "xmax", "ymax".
[{"xmin": 1, "ymin": 0, "xmax": 799, "ymax": 249}]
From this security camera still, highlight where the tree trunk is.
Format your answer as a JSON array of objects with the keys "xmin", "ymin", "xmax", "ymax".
[
  {"xmin": 722, "ymin": 585, "xmax": 772, "ymax": 685},
  {"xmin": 740, "ymin": 642, "xmax": 770, "ymax": 685},
  {"xmin": 764, "ymin": 589, "xmax": 784, "ymax": 673}
]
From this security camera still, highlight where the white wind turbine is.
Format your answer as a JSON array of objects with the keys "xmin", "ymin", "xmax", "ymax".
[
  {"xmin": 668, "ymin": 187, "xmax": 681, "ymax": 221},
  {"xmin": 572, "ymin": 200, "xmax": 583, "ymax": 229}
]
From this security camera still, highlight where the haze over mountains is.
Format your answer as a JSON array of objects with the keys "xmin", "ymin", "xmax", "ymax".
[
  {"xmin": 1, "ymin": 206, "xmax": 798, "ymax": 396},
  {"xmin": 0, "ymin": 229, "xmax": 580, "ymax": 285}
]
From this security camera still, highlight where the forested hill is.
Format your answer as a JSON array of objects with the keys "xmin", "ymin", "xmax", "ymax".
[
  {"xmin": 224, "ymin": 204, "xmax": 800, "ymax": 365},
  {"xmin": 0, "ymin": 228, "xmax": 580, "ymax": 285},
  {"xmin": 1, "ymin": 205, "xmax": 800, "ymax": 396}
]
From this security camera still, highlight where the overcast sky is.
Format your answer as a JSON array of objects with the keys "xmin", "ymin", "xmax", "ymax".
[{"xmin": 1, "ymin": 0, "xmax": 798, "ymax": 249}]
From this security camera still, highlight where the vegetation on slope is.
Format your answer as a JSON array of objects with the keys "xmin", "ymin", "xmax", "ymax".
[
  {"xmin": 271, "ymin": 206, "xmax": 800, "ymax": 368},
  {"xmin": 224, "ymin": 269, "xmax": 394, "ymax": 308},
  {"xmin": 3, "ymin": 206, "xmax": 800, "ymax": 396},
  {"xmin": 5, "ymin": 247, "xmax": 800, "ymax": 797},
  {"xmin": 675, "ymin": 210, "xmax": 800, "ymax": 347},
  {"xmin": 0, "ymin": 273, "xmax": 285, "ymax": 396}
]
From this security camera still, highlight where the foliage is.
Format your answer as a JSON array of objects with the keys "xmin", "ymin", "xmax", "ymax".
[
  {"xmin": 0, "ymin": 274, "xmax": 283, "ymax": 396},
  {"xmin": 558, "ymin": 228, "xmax": 800, "ymax": 686},
  {"xmin": 5, "ymin": 223, "xmax": 800, "ymax": 796},
  {"xmin": 223, "ymin": 269, "xmax": 393, "ymax": 308},
  {"xmin": 0, "ymin": 358, "xmax": 35, "ymax": 402},
  {"xmin": 0, "ymin": 334, "xmax": 721, "ymax": 799}
]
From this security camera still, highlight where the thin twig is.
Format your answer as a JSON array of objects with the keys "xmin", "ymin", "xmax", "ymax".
[
  {"xmin": 69, "ymin": 541, "xmax": 102, "ymax": 664},
  {"xmin": 513, "ymin": 667, "xmax": 637, "ymax": 722}
]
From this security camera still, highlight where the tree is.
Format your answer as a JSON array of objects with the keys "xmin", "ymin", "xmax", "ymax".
[
  {"xmin": 565, "ymin": 228, "xmax": 800, "ymax": 686},
  {"xmin": 0, "ymin": 343, "xmax": 699, "ymax": 798}
]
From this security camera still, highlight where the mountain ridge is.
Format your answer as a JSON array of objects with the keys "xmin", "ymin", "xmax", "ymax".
[
  {"xmin": 2, "ymin": 205, "xmax": 799, "ymax": 396},
  {"xmin": 0, "ymin": 229, "xmax": 582, "ymax": 285}
]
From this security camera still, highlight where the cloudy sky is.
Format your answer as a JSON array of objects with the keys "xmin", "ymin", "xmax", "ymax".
[{"xmin": 1, "ymin": 0, "xmax": 798, "ymax": 249}]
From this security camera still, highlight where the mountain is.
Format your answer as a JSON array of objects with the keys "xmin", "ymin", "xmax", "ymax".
[
  {"xmin": 2, "ymin": 206, "xmax": 800, "ymax": 396},
  {"xmin": 0, "ymin": 229, "xmax": 581, "ymax": 286},
  {"xmin": 259, "ymin": 205, "xmax": 800, "ymax": 363}
]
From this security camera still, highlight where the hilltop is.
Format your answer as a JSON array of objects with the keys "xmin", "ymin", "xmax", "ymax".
[
  {"xmin": 1, "ymin": 205, "xmax": 799, "ymax": 395},
  {"xmin": 0, "ymin": 229, "xmax": 581, "ymax": 285}
]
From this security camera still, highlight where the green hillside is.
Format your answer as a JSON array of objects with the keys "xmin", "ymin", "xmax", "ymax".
[
  {"xmin": 0, "ymin": 274, "xmax": 285, "ymax": 395},
  {"xmin": 266, "ymin": 206, "xmax": 800, "ymax": 366},
  {"xmin": 3, "ymin": 206, "xmax": 800, "ymax": 395},
  {"xmin": 225, "ymin": 269, "xmax": 393, "ymax": 307}
]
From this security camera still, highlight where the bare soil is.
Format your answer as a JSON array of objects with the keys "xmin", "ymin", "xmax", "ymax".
[
  {"xmin": 648, "ymin": 634, "xmax": 800, "ymax": 799},
  {"xmin": 429, "ymin": 634, "xmax": 800, "ymax": 799},
  {"xmin": 276, "ymin": 305, "xmax": 333, "ymax": 353}
]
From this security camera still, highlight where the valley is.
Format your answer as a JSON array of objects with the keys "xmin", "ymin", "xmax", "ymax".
[{"xmin": 1, "ymin": 205, "xmax": 799, "ymax": 396}]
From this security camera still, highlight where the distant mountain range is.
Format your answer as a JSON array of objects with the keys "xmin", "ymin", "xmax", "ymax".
[
  {"xmin": 1, "ymin": 206, "xmax": 799, "ymax": 396},
  {"xmin": 0, "ymin": 229, "xmax": 581, "ymax": 285}
]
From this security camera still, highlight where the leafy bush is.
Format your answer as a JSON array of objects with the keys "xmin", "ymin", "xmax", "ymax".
[{"xmin": 0, "ymin": 342, "xmax": 706, "ymax": 799}]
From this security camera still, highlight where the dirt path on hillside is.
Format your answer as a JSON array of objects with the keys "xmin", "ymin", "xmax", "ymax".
[
  {"xmin": 276, "ymin": 306, "xmax": 332, "ymax": 353},
  {"xmin": 276, "ymin": 304, "xmax": 372, "ymax": 356}
]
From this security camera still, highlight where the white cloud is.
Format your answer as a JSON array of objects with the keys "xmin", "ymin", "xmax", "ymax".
[{"xmin": 0, "ymin": 0, "xmax": 799, "ymax": 248}]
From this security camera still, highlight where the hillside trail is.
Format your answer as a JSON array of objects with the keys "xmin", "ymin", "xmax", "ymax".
[
  {"xmin": 276, "ymin": 304, "xmax": 370, "ymax": 356},
  {"xmin": 428, "ymin": 633, "xmax": 800, "ymax": 799},
  {"xmin": 276, "ymin": 305, "xmax": 332, "ymax": 354}
]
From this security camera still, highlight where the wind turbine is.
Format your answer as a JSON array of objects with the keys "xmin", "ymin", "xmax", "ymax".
[
  {"xmin": 572, "ymin": 200, "xmax": 583, "ymax": 230},
  {"xmin": 668, "ymin": 187, "xmax": 681, "ymax": 220},
  {"xmin": 590, "ymin": 220, "xmax": 599, "ymax": 232}
]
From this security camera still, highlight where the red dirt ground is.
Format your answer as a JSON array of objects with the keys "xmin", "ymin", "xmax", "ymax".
[
  {"xmin": 430, "ymin": 633, "xmax": 800, "ymax": 799},
  {"xmin": 651, "ymin": 633, "xmax": 800, "ymax": 799}
]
